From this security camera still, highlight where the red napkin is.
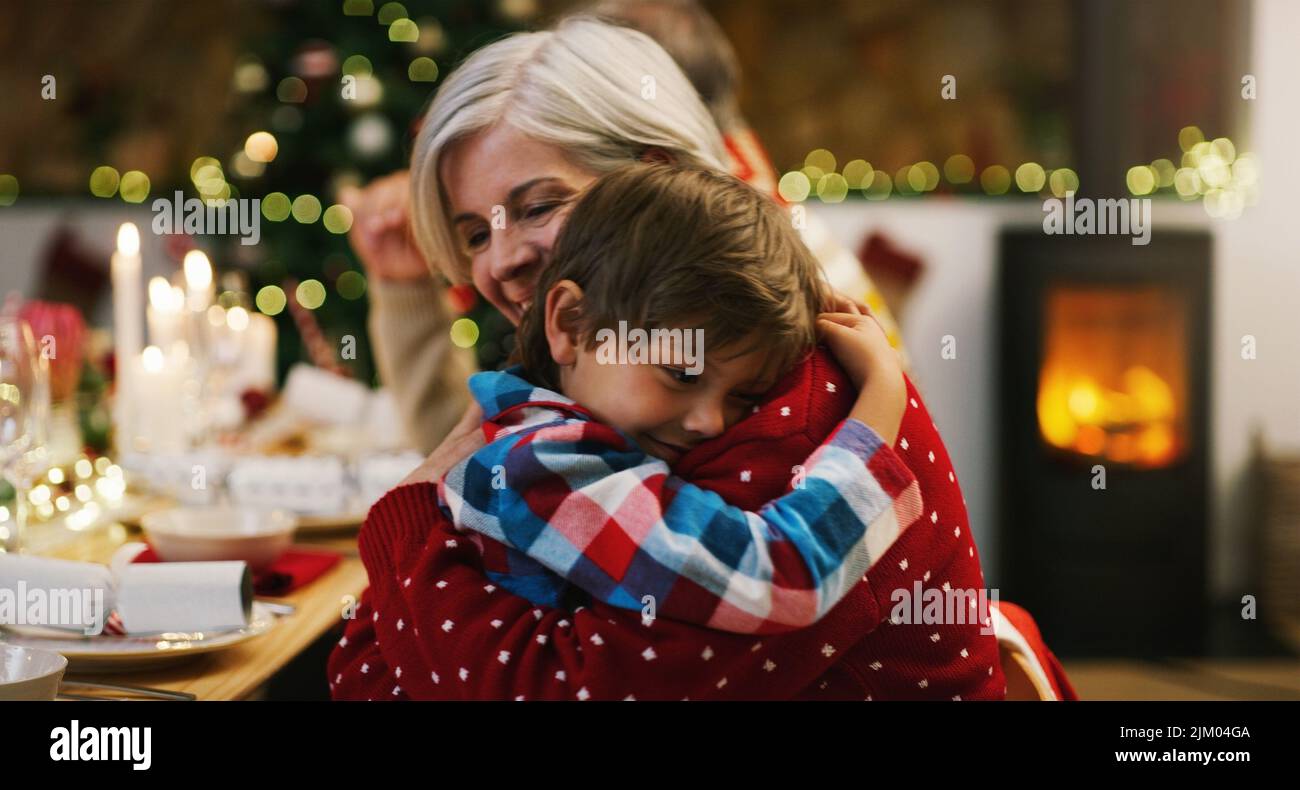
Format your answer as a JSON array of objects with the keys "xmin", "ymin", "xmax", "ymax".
[{"xmin": 132, "ymin": 546, "xmax": 341, "ymax": 597}]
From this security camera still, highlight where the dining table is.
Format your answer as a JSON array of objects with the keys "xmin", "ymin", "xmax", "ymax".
[{"xmin": 30, "ymin": 517, "xmax": 369, "ymax": 701}]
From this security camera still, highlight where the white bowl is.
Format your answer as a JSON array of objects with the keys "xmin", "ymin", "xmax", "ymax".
[
  {"xmin": 0, "ymin": 644, "xmax": 68, "ymax": 701},
  {"xmin": 141, "ymin": 506, "xmax": 296, "ymax": 572}
]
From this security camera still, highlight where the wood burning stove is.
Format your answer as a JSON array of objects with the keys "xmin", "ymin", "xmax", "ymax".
[{"xmin": 999, "ymin": 229, "xmax": 1212, "ymax": 657}]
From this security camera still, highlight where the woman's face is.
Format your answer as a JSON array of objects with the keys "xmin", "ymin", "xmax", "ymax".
[{"xmin": 440, "ymin": 123, "xmax": 599, "ymax": 326}]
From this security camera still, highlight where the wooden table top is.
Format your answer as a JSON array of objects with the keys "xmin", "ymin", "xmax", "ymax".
[{"xmin": 36, "ymin": 521, "xmax": 369, "ymax": 701}]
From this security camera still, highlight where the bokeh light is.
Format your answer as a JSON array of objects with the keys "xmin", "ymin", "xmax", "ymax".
[
  {"xmin": 256, "ymin": 285, "xmax": 287, "ymax": 315},
  {"xmin": 1178, "ymin": 125, "xmax": 1204, "ymax": 153},
  {"xmin": 914, "ymin": 161, "xmax": 940, "ymax": 191},
  {"xmin": 277, "ymin": 77, "xmax": 308, "ymax": 103},
  {"xmin": 377, "ymin": 2, "xmax": 408, "ymax": 24},
  {"xmin": 816, "ymin": 173, "xmax": 849, "ymax": 203},
  {"xmin": 343, "ymin": 0, "xmax": 374, "ymax": 15},
  {"xmin": 1126, "ymin": 165, "xmax": 1157, "ymax": 196},
  {"xmin": 777, "ymin": 171, "xmax": 811, "ymax": 202},
  {"xmin": 1014, "ymin": 162, "xmax": 1046, "ymax": 193},
  {"xmin": 295, "ymin": 279, "xmax": 326, "ymax": 310},
  {"xmin": 389, "ymin": 18, "xmax": 419, "ymax": 42},
  {"xmin": 863, "ymin": 170, "xmax": 892, "ymax": 200},
  {"xmin": 450, "ymin": 317, "xmax": 480, "ymax": 348},
  {"xmin": 337, "ymin": 270, "xmax": 367, "ymax": 300},
  {"xmin": 120, "ymin": 170, "xmax": 151, "ymax": 203},
  {"xmin": 943, "ymin": 154, "xmax": 975, "ymax": 184},
  {"xmin": 292, "ymin": 194, "xmax": 322, "ymax": 223},
  {"xmin": 89, "ymin": 166, "xmax": 120, "ymax": 198},
  {"xmin": 342, "ymin": 54, "xmax": 374, "ymax": 76},
  {"xmin": 0, "ymin": 175, "xmax": 18, "ymax": 206},
  {"xmin": 980, "ymin": 165, "xmax": 1011, "ymax": 195},
  {"xmin": 322, "ymin": 204, "xmax": 354, "ymax": 233},
  {"xmin": 262, "ymin": 192, "xmax": 292, "ymax": 221},
  {"xmin": 244, "ymin": 131, "xmax": 279, "ymax": 163},
  {"xmin": 804, "ymin": 148, "xmax": 836, "ymax": 175},
  {"xmin": 408, "ymin": 57, "xmax": 439, "ymax": 82},
  {"xmin": 1048, "ymin": 168, "xmax": 1080, "ymax": 197},
  {"xmin": 841, "ymin": 159, "xmax": 872, "ymax": 189}
]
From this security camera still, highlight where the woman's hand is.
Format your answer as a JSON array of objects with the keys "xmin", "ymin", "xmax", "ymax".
[
  {"xmin": 399, "ymin": 402, "xmax": 486, "ymax": 486},
  {"xmin": 817, "ymin": 311, "xmax": 907, "ymax": 446},
  {"xmin": 339, "ymin": 170, "xmax": 432, "ymax": 282}
]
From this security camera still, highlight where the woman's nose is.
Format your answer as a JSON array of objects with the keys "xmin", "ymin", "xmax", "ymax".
[{"xmin": 488, "ymin": 231, "xmax": 540, "ymax": 284}]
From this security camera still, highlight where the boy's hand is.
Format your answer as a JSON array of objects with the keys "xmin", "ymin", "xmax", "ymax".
[{"xmin": 817, "ymin": 311, "xmax": 907, "ymax": 446}]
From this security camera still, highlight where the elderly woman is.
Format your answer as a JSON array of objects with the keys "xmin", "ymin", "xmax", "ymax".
[{"xmin": 327, "ymin": 17, "xmax": 992, "ymax": 701}]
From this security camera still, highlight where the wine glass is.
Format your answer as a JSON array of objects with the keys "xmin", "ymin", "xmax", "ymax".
[{"xmin": 0, "ymin": 318, "xmax": 45, "ymax": 553}]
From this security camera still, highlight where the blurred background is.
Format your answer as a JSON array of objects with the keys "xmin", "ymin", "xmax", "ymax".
[{"xmin": 0, "ymin": 0, "xmax": 1297, "ymax": 698}]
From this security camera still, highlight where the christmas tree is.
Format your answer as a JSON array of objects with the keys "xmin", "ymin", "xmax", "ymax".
[{"xmin": 214, "ymin": 0, "xmax": 529, "ymax": 385}]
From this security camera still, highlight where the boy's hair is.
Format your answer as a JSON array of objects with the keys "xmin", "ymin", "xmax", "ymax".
[{"xmin": 519, "ymin": 163, "xmax": 828, "ymax": 391}]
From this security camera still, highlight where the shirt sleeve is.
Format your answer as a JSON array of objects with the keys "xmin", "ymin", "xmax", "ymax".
[
  {"xmin": 440, "ymin": 416, "xmax": 922, "ymax": 633},
  {"xmin": 333, "ymin": 481, "xmax": 886, "ymax": 701}
]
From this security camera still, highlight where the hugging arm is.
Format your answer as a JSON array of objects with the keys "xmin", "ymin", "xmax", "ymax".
[
  {"xmin": 330, "ymin": 481, "xmax": 886, "ymax": 700},
  {"xmin": 442, "ymin": 415, "xmax": 921, "ymax": 633}
]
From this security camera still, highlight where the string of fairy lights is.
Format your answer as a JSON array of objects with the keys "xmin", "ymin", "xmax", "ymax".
[{"xmin": 780, "ymin": 125, "xmax": 1256, "ymax": 222}]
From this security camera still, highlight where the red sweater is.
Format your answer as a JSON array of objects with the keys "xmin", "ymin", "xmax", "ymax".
[{"xmin": 329, "ymin": 350, "xmax": 1005, "ymax": 700}]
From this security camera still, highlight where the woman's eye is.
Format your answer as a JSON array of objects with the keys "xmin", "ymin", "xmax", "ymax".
[
  {"xmin": 523, "ymin": 202, "xmax": 559, "ymax": 220},
  {"xmin": 461, "ymin": 227, "xmax": 489, "ymax": 251}
]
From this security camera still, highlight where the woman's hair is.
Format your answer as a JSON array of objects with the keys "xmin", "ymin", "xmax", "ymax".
[
  {"xmin": 409, "ymin": 16, "xmax": 730, "ymax": 283},
  {"xmin": 518, "ymin": 163, "xmax": 829, "ymax": 392}
]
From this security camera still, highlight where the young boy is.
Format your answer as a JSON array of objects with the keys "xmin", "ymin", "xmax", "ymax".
[{"xmin": 438, "ymin": 163, "xmax": 918, "ymax": 634}]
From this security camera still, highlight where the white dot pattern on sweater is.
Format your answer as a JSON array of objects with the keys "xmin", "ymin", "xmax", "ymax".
[{"xmin": 329, "ymin": 373, "xmax": 996, "ymax": 703}]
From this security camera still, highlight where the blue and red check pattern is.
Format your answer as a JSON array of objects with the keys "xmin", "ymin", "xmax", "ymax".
[{"xmin": 438, "ymin": 368, "xmax": 921, "ymax": 634}]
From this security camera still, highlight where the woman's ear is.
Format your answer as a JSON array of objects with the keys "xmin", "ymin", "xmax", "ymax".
[
  {"xmin": 544, "ymin": 280, "xmax": 585, "ymax": 367},
  {"xmin": 639, "ymin": 146, "xmax": 677, "ymax": 166}
]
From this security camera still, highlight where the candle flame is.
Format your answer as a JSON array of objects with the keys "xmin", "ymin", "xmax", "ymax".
[
  {"xmin": 148, "ymin": 277, "xmax": 178, "ymax": 311},
  {"xmin": 183, "ymin": 250, "xmax": 212, "ymax": 290},
  {"xmin": 142, "ymin": 345, "xmax": 164, "ymax": 373},
  {"xmin": 226, "ymin": 305, "xmax": 250, "ymax": 331},
  {"xmin": 116, "ymin": 223, "xmax": 140, "ymax": 256}
]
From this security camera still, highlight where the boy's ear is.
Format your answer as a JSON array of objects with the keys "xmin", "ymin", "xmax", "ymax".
[
  {"xmin": 639, "ymin": 146, "xmax": 676, "ymax": 166},
  {"xmin": 544, "ymin": 280, "xmax": 585, "ymax": 367}
]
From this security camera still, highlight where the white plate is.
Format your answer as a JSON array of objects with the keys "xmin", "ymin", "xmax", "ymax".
[{"xmin": 0, "ymin": 602, "xmax": 278, "ymax": 673}]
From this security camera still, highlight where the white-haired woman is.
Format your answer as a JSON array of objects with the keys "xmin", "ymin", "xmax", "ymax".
[{"xmin": 330, "ymin": 17, "xmax": 912, "ymax": 701}]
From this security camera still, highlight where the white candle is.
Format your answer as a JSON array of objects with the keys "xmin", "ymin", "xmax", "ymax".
[
  {"xmin": 111, "ymin": 223, "xmax": 143, "ymax": 371},
  {"xmin": 147, "ymin": 277, "xmax": 186, "ymax": 351},
  {"xmin": 111, "ymin": 223, "xmax": 143, "ymax": 453},
  {"xmin": 241, "ymin": 311, "xmax": 278, "ymax": 392},
  {"xmin": 183, "ymin": 250, "xmax": 214, "ymax": 312},
  {"xmin": 130, "ymin": 345, "xmax": 187, "ymax": 454}
]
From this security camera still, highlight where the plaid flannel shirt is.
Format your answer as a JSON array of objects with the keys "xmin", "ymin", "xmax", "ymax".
[{"xmin": 437, "ymin": 368, "xmax": 918, "ymax": 634}]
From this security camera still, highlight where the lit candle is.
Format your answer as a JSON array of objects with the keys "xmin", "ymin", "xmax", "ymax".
[
  {"xmin": 147, "ymin": 276, "xmax": 186, "ymax": 351},
  {"xmin": 235, "ymin": 310, "xmax": 277, "ymax": 392},
  {"xmin": 111, "ymin": 223, "xmax": 143, "ymax": 453},
  {"xmin": 183, "ymin": 250, "xmax": 214, "ymax": 312},
  {"xmin": 130, "ymin": 345, "xmax": 188, "ymax": 453},
  {"xmin": 111, "ymin": 223, "xmax": 143, "ymax": 368}
]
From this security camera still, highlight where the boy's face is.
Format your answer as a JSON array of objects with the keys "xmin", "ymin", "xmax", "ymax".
[{"xmin": 561, "ymin": 332, "xmax": 779, "ymax": 465}]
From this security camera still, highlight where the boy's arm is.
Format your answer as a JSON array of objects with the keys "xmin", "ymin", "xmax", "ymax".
[
  {"xmin": 441, "ymin": 416, "xmax": 921, "ymax": 634},
  {"xmin": 335, "ymin": 482, "xmax": 883, "ymax": 700}
]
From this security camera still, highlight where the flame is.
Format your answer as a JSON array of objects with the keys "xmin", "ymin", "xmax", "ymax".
[{"xmin": 1038, "ymin": 364, "xmax": 1181, "ymax": 467}]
